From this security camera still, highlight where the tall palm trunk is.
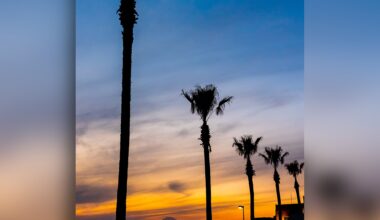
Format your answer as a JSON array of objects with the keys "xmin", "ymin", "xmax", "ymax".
[
  {"xmin": 116, "ymin": 1, "xmax": 136, "ymax": 220},
  {"xmin": 274, "ymin": 169, "xmax": 282, "ymax": 220},
  {"xmin": 246, "ymin": 158, "xmax": 254, "ymax": 220},
  {"xmin": 200, "ymin": 121, "xmax": 212, "ymax": 220},
  {"xmin": 294, "ymin": 176, "xmax": 301, "ymax": 204}
]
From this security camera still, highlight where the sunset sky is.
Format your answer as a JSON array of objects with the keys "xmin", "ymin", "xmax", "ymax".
[{"xmin": 76, "ymin": 0, "xmax": 304, "ymax": 219}]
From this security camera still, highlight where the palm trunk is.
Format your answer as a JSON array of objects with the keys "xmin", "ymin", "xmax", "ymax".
[
  {"xmin": 294, "ymin": 176, "xmax": 301, "ymax": 204},
  {"xmin": 200, "ymin": 121, "xmax": 212, "ymax": 220},
  {"xmin": 274, "ymin": 169, "xmax": 282, "ymax": 220},
  {"xmin": 116, "ymin": 1, "xmax": 137, "ymax": 220},
  {"xmin": 246, "ymin": 158, "xmax": 254, "ymax": 220}
]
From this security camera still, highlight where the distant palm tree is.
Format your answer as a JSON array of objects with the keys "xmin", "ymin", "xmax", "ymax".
[
  {"xmin": 115, "ymin": 0, "xmax": 138, "ymax": 220},
  {"xmin": 182, "ymin": 85, "xmax": 233, "ymax": 220},
  {"xmin": 259, "ymin": 146, "xmax": 289, "ymax": 220},
  {"xmin": 285, "ymin": 160, "xmax": 304, "ymax": 204},
  {"xmin": 232, "ymin": 135, "xmax": 262, "ymax": 220}
]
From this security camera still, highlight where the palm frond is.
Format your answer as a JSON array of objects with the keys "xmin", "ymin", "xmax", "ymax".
[
  {"xmin": 254, "ymin": 136, "xmax": 262, "ymax": 146},
  {"xmin": 285, "ymin": 161, "xmax": 297, "ymax": 176},
  {"xmin": 191, "ymin": 85, "xmax": 218, "ymax": 121},
  {"xmin": 216, "ymin": 96, "xmax": 233, "ymax": 115},
  {"xmin": 232, "ymin": 137, "xmax": 244, "ymax": 156},
  {"xmin": 264, "ymin": 147, "xmax": 272, "ymax": 161},
  {"xmin": 233, "ymin": 135, "xmax": 263, "ymax": 160},
  {"xmin": 182, "ymin": 85, "xmax": 232, "ymax": 121},
  {"xmin": 280, "ymin": 151, "xmax": 289, "ymax": 164},
  {"xmin": 245, "ymin": 135, "xmax": 257, "ymax": 155},
  {"xmin": 285, "ymin": 160, "xmax": 304, "ymax": 176},
  {"xmin": 181, "ymin": 89, "xmax": 195, "ymax": 113},
  {"xmin": 259, "ymin": 153, "xmax": 270, "ymax": 164},
  {"xmin": 285, "ymin": 163, "xmax": 293, "ymax": 175}
]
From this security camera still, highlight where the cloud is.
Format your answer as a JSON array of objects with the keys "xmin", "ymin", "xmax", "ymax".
[
  {"xmin": 76, "ymin": 184, "xmax": 115, "ymax": 204},
  {"xmin": 167, "ymin": 181, "xmax": 187, "ymax": 194},
  {"xmin": 215, "ymin": 123, "xmax": 237, "ymax": 134},
  {"xmin": 177, "ymin": 128, "xmax": 190, "ymax": 137},
  {"xmin": 162, "ymin": 217, "xmax": 177, "ymax": 220},
  {"xmin": 77, "ymin": 214, "xmax": 114, "ymax": 220},
  {"xmin": 76, "ymin": 107, "xmax": 120, "ymax": 137}
]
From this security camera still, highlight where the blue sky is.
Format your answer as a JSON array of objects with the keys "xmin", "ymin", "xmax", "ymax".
[{"xmin": 77, "ymin": 0, "xmax": 303, "ymax": 117}]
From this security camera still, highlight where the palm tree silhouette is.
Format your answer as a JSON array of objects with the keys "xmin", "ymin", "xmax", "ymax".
[
  {"xmin": 259, "ymin": 146, "xmax": 289, "ymax": 220},
  {"xmin": 232, "ymin": 135, "xmax": 262, "ymax": 220},
  {"xmin": 285, "ymin": 160, "xmax": 304, "ymax": 204},
  {"xmin": 182, "ymin": 85, "xmax": 233, "ymax": 220},
  {"xmin": 115, "ymin": 1, "xmax": 138, "ymax": 220}
]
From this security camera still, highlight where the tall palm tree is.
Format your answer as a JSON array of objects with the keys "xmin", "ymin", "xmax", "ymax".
[
  {"xmin": 115, "ymin": 1, "xmax": 137, "ymax": 220},
  {"xmin": 285, "ymin": 160, "xmax": 304, "ymax": 204},
  {"xmin": 182, "ymin": 85, "xmax": 233, "ymax": 220},
  {"xmin": 259, "ymin": 146, "xmax": 289, "ymax": 220},
  {"xmin": 232, "ymin": 135, "xmax": 262, "ymax": 220}
]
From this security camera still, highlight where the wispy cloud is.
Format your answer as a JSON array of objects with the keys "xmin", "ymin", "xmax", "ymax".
[{"xmin": 77, "ymin": 184, "xmax": 116, "ymax": 204}]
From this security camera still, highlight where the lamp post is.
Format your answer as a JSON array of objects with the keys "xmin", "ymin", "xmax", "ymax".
[{"xmin": 238, "ymin": 205, "xmax": 245, "ymax": 220}]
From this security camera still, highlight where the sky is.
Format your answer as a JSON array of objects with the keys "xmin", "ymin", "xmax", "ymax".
[{"xmin": 76, "ymin": 0, "xmax": 304, "ymax": 219}]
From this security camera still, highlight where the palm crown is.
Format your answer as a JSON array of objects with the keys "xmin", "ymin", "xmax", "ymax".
[
  {"xmin": 232, "ymin": 135, "xmax": 262, "ymax": 159},
  {"xmin": 182, "ymin": 84, "xmax": 233, "ymax": 122},
  {"xmin": 285, "ymin": 160, "xmax": 304, "ymax": 177},
  {"xmin": 259, "ymin": 146, "xmax": 289, "ymax": 169},
  {"xmin": 118, "ymin": 0, "xmax": 138, "ymax": 27}
]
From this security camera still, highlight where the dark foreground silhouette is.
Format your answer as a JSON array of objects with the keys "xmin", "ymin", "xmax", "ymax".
[
  {"xmin": 115, "ymin": 0, "xmax": 138, "ymax": 220},
  {"xmin": 182, "ymin": 84, "xmax": 233, "ymax": 220},
  {"xmin": 285, "ymin": 160, "xmax": 304, "ymax": 205},
  {"xmin": 233, "ymin": 135, "xmax": 262, "ymax": 220},
  {"xmin": 259, "ymin": 146, "xmax": 289, "ymax": 220}
]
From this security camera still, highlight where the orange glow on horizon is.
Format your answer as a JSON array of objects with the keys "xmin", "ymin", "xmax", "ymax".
[{"xmin": 76, "ymin": 177, "xmax": 304, "ymax": 219}]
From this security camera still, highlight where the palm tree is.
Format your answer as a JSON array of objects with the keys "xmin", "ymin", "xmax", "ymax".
[
  {"xmin": 232, "ymin": 135, "xmax": 262, "ymax": 220},
  {"xmin": 285, "ymin": 160, "xmax": 304, "ymax": 204},
  {"xmin": 259, "ymin": 146, "xmax": 289, "ymax": 220},
  {"xmin": 182, "ymin": 85, "xmax": 233, "ymax": 220},
  {"xmin": 115, "ymin": 1, "xmax": 138, "ymax": 220}
]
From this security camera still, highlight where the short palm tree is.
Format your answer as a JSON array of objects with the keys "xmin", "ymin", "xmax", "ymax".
[
  {"xmin": 182, "ymin": 84, "xmax": 233, "ymax": 220},
  {"xmin": 259, "ymin": 146, "xmax": 289, "ymax": 220},
  {"xmin": 232, "ymin": 135, "xmax": 262, "ymax": 220},
  {"xmin": 285, "ymin": 160, "xmax": 304, "ymax": 204}
]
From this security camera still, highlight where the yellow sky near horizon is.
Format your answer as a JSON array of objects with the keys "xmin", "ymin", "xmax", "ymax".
[
  {"xmin": 76, "ymin": 168, "xmax": 304, "ymax": 219},
  {"xmin": 76, "ymin": 112, "xmax": 304, "ymax": 219}
]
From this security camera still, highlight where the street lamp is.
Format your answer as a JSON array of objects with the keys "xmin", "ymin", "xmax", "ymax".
[{"xmin": 238, "ymin": 205, "xmax": 245, "ymax": 220}]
